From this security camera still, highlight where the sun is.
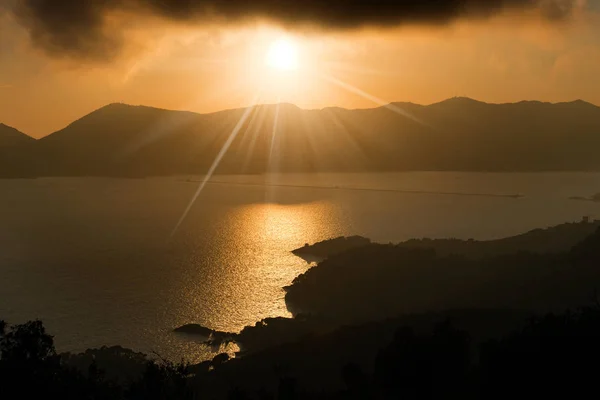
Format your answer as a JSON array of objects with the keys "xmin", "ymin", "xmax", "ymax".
[{"xmin": 266, "ymin": 38, "xmax": 298, "ymax": 71}]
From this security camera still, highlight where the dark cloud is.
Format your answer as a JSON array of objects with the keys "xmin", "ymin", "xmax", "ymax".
[{"xmin": 13, "ymin": 0, "xmax": 580, "ymax": 60}]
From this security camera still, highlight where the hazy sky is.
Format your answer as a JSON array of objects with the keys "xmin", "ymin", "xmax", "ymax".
[{"xmin": 1, "ymin": 0, "xmax": 599, "ymax": 137}]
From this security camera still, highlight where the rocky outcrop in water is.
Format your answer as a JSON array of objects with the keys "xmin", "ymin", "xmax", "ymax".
[
  {"xmin": 570, "ymin": 193, "xmax": 600, "ymax": 203},
  {"xmin": 174, "ymin": 324, "xmax": 215, "ymax": 336},
  {"xmin": 173, "ymin": 324, "xmax": 235, "ymax": 346}
]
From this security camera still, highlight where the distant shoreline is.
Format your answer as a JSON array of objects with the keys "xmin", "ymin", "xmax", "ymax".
[{"xmin": 181, "ymin": 178, "xmax": 525, "ymax": 199}]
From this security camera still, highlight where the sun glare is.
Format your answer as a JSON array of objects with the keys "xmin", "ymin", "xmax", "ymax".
[{"xmin": 266, "ymin": 38, "xmax": 298, "ymax": 71}]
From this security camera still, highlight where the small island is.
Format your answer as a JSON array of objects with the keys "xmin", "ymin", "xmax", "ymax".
[
  {"xmin": 570, "ymin": 193, "xmax": 600, "ymax": 203},
  {"xmin": 174, "ymin": 324, "xmax": 215, "ymax": 336},
  {"xmin": 174, "ymin": 324, "xmax": 235, "ymax": 345}
]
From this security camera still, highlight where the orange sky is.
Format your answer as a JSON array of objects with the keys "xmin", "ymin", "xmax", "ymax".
[{"xmin": 1, "ymin": 2, "xmax": 600, "ymax": 138}]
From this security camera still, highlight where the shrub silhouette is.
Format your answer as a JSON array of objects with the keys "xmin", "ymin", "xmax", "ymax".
[
  {"xmin": 479, "ymin": 305, "xmax": 600, "ymax": 399},
  {"xmin": 374, "ymin": 321, "xmax": 471, "ymax": 399},
  {"xmin": 127, "ymin": 358, "xmax": 192, "ymax": 400},
  {"xmin": 3, "ymin": 308, "xmax": 600, "ymax": 399},
  {"xmin": 0, "ymin": 319, "xmax": 193, "ymax": 399}
]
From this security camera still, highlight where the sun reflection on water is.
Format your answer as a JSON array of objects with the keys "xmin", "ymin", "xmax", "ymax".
[
  {"xmin": 168, "ymin": 199, "xmax": 346, "ymax": 361},
  {"xmin": 217, "ymin": 200, "xmax": 346, "ymax": 318}
]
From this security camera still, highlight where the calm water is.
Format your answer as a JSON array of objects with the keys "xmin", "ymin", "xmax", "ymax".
[{"xmin": 1, "ymin": 172, "xmax": 599, "ymax": 362}]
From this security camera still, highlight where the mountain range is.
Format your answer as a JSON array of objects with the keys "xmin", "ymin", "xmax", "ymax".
[{"xmin": 2, "ymin": 97, "xmax": 600, "ymax": 177}]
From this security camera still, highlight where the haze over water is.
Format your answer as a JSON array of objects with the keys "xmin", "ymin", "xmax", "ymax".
[{"xmin": 1, "ymin": 172, "xmax": 599, "ymax": 362}]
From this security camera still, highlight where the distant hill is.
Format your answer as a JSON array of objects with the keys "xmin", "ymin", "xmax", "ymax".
[
  {"xmin": 6, "ymin": 98, "xmax": 600, "ymax": 177},
  {"xmin": 0, "ymin": 123, "xmax": 34, "ymax": 148},
  {"xmin": 0, "ymin": 123, "xmax": 35, "ymax": 178},
  {"xmin": 397, "ymin": 219, "xmax": 600, "ymax": 258}
]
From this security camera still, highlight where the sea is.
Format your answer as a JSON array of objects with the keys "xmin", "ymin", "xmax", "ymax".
[{"xmin": 0, "ymin": 172, "xmax": 599, "ymax": 362}]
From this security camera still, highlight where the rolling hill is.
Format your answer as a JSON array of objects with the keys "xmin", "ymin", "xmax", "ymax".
[
  {"xmin": 0, "ymin": 123, "xmax": 35, "ymax": 148},
  {"xmin": 4, "ymin": 98, "xmax": 600, "ymax": 177},
  {"xmin": 0, "ymin": 123, "xmax": 36, "ymax": 178}
]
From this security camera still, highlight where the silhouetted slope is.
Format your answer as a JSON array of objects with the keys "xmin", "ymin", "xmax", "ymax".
[
  {"xmin": 292, "ymin": 236, "xmax": 372, "ymax": 261},
  {"xmin": 192, "ymin": 309, "xmax": 530, "ymax": 397},
  {"xmin": 0, "ymin": 123, "xmax": 34, "ymax": 147},
  {"xmin": 11, "ymin": 96, "xmax": 597, "ymax": 178},
  {"xmin": 399, "ymin": 219, "xmax": 600, "ymax": 258},
  {"xmin": 0, "ymin": 123, "xmax": 36, "ymax": 178},
  {"xmin": 294, "ymin": 220, "xmax": 600, "ymax": 261},
  {"xmin": 34, "ymin": 103, "xmax": 201, "ymax": 176},
  {"xmin": 285, "ymin": 226, "xmax": 600, "ymax": 323},
  {"xmin": 9, "ymin": 98, "xmax": 600, "ymax": 177},
  {"xmin": 570, "ymin": 227, "xmax": 600, "ymax": 265},
  {"xmin": 408, "ymin": 98, "xmax": 600, "ymax": 170}
]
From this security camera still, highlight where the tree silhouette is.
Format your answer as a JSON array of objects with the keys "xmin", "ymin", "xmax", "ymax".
[
  {"xmin": 341, "ymin": 363, "xmax": 371, "ymax": 399},
  {"xmin": 127, "ymin": 358, "xmax": 193, "ymax": 400},
  {"xmin": 374, "ymin": 321, "xmax": 471, "ymax": 399},
  {"xmin": 479, "ymin": 306, "xmax": 600, "ymax": 399},
  {"xmin": 0, "ymin": 320, "xmax": 56, "ymax": 362}
]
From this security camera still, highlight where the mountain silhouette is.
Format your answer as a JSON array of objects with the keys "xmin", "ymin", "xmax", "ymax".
[
  {"xmin": 6, "ymin": 98, "xmax": 600, "ymax": 177},
  {"xmin": 0, "ymin": 123, "xmax": 35, "ymax": 178},
  {"xmin": 0, "ymin": 123, "xmax": 34, "ymax": 148}
]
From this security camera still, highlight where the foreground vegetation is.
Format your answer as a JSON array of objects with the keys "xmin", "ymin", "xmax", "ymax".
[{"xmin": 3, "ymin": 304, "xmax": 600, "ymax": 399}]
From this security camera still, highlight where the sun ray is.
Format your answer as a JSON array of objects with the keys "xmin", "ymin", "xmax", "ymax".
[
  {"xmin": 264, "ymin": 100, "xmax": 282, "ymax": 203},
  {"xmin": 238, "ymin": 105, "xmax": 264, "ymax": 173},
  {"xmin": 319, "ymin": 72, "xmax": 430, "ymax": 127},
  {"xmin": 171, "ymin": 93, "xmax": 262, "ymax": 237},
  {"xmin": 269, "ymin": 100, "xmax": 281, "ymax": 164}
]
